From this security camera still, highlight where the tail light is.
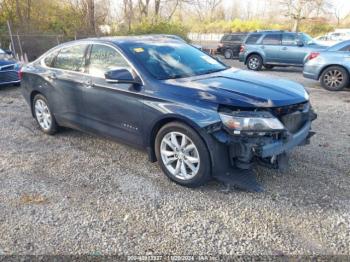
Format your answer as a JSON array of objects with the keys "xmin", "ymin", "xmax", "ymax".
[
  {"xmin": 240, "ymin": 45, "xmax": 245, "ymax": 53},
  {"xmin": 18, "ymin": 68, "xmax": 23, "ymax": 80},
  {"xmin": 307, "ymin": 52, "xmax": 320, "ymax": 61}
]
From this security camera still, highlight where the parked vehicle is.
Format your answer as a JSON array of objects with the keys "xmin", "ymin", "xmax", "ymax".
[
  {"xmin": 0, "ymin": 48, "xmax": 21, "ymax": 86},
  {"xmin": 239, "ymin": 30, "xmax": 326, "ymax": 71},
  {"xmin": 20, "ymin": 36, "xmax": 316, "ymax": 191},
  {"xmin": 303, "ymin": 40, "xmax": 350, "ymax": 91},
  {"xmin": 217, "ymin": 33, "xmax": 248, "ymax": 59}
]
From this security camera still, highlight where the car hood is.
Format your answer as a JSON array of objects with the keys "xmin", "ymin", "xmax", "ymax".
[{"xmin": 164, "ymin": 68, "xmax": 309, "ymax": 108}]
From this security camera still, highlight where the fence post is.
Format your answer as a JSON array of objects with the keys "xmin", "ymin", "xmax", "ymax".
[
  {"xmin": 6, "ymin": 20, "xmax": 16, "ymax": 56},
  {"xmin": 16, "ymin": 32, "xmax": 23, "ymax": 59}
]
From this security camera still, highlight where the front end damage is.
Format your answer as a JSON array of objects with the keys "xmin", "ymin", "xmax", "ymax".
[{"xmin": 208, "ymin": 102, "xmax": 317, "ymax": 192}]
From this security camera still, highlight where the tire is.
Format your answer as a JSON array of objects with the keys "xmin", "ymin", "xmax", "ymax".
[
  {"xmin": 320, "ymin": 66, "xmax": 349, "ymax": 91},
  {"xmin": 264, "ymin": 65, "xmax": 274, "ymax": 70},
  {"xmin": 223, "ymin": 49, "xmax": 233, "ymax": 59},
  {"xmin": 155, "ymin": 122, "xmax": 211, "ymax": 188},
  {"xmin": 32, "ymin": 94, "xmax": 58, "ymax": 135},
  {"xmin": 246, "ymin": 54, "xmax": 263, "ymax": 71}
]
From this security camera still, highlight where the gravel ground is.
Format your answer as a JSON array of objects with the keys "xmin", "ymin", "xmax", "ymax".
[{"xmin": 0, "ymin": 60, "xmax": 350, "ymax": 256}]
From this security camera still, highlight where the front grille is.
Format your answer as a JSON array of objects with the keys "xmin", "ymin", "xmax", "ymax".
[
  {"xmin": 0, "ymin": 71, "xmax": 20, "ymax": 83},
  {"xmin": 272, "ymin": 102, "xmax": 309, "ymax": 134}
]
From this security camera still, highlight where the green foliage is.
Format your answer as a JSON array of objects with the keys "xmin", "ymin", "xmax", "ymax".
[
  {"xmin": 190, "ymin": 19, "xmax": 287, "ymax": 33},
  {"xmin": 188, "ymin": 18, "xmax": 333, "ymax": 36},
  {"xmin": 299, "ymin": 22, "xmax": 334, "ymax": 37},
  {"xmin": 127, "ymin": 21, "xmax": 190, "ymax": 41}
]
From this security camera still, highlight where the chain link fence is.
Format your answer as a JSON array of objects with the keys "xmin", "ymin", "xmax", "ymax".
[{"xmin": 0, "ymin": 33, "xmax": 97, "ymax": 62}]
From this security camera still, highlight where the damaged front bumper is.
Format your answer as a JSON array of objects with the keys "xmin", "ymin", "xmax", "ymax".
[{"xmin": 207, "ymin": 106, "xmax": 317, "ymax": 192}]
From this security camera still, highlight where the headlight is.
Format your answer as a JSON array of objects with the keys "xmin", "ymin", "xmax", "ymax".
[{"xmin": 219, "ymin": 111, "xmax": 284, "ymax": 134}]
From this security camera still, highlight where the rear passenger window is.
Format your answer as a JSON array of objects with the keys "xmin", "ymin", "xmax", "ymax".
[
  {"xmin": 245, "ymin": 34, "xmax": 262, "ymax": 44},
  {"xmin": 282, "ymin": 34, "xmax": 297, "ymax": 46},
  {"xmin": 54, "ymin": 44, "xmax": 88, "ymax": 72},
  {"xmin": 230, "ymin": 35, "xmax": 242, "ymax": 41},
  {"xmin": 262, "ymin": 34, "xmax": 282, "ymax": 45},
  {"xmin": 43, "ymin": 50, "xmax": 59, "ymax": 67},
  {"xmin": 221, "ymin": 35, "xmax": 230, "ymax": 41},
  {"xmin": 88, "ymin": 44, "xmax": 130, "ymax": 78}
]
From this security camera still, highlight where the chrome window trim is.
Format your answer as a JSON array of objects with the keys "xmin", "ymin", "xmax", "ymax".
[{"xmin": 40, "ymin": 41, "xmax": 144, "ymax": 85}]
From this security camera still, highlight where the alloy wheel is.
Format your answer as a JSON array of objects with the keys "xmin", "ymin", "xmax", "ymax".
[
  {"xmin": 323, "ymin": 69, "xmax": 344, "ymax": 89},
  {"xmin": 248, "ymin": 57, "xmax": 260, "ymax": 70},
  {"xmin": 34, "ymin": 99, "xmax": 52, "ymax": 131},
  {"xmin": 160, "ymin": 131, "xmax": 200, "ymax": 180}
]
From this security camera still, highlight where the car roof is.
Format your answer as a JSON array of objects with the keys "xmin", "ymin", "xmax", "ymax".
[
  {"xmin": 225, "ymin": 32, "xmax": 248, "ymax": 35},
  {"xmin": 72, "ymin": 35, "xmax": 185, "ymax": 46}
]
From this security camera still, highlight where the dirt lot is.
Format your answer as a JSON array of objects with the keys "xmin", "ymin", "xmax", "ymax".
[{"xmin": 0, "ymin": 60, "xmax": 350, "ymax": 256}]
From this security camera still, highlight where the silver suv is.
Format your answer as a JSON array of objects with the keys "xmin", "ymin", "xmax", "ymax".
[{"xmin": 239, "ymin": 30, "xmax": 326, "ymax": 71}]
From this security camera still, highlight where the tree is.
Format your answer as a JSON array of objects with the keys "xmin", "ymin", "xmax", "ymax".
[{"xmin": 280, "ymin": 0, "xmax": 328, "ymax": 32}]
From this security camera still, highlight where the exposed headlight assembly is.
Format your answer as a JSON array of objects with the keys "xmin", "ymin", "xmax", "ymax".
[{"xmin": 219, "ymin": 111, "xmax": 285, "ymax": 135}]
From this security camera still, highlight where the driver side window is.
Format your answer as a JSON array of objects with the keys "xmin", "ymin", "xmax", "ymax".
[{"xmin": 87, "ymin": 44, "xmax": 130, "ymax": 78}]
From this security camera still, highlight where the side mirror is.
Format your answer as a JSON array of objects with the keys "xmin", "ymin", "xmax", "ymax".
[
  {"xmin": 105, "ymin": 68, "xmax": 140, "ymax": 85},
  {"xmin": 296, "ymin": 40, "xmax": 304, "ymax": 47}
]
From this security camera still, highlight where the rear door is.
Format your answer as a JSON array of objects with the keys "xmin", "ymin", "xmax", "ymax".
[
  {"xmin": 82, "ymin": 43, "xmax": 145, "ymax": 146},
  {"xmin": 261, "ymin": 33, "xmax": 282, "ymax": 63},
  {"xmin": 44, "ymin": 44, "xmax": 90, "ymax": 127}
]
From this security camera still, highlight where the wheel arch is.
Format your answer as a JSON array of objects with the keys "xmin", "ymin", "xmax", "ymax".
[
  {"xmin": 245, "ymin": 52, "xmax": 264, "ymax": 64},
  {"xmin": 147, "ymin": 115, "xmax": 211, "ymax": 164},
  {"xmin": 318, "ymin": 64, "xmax": 350, "ymax": 80}
]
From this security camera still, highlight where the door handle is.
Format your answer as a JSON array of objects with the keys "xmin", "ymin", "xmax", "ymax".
[
  {"xmin": 48, "ymin": 73, "xmax": 57, "ymax": 80},
  {"xmin": 82, "ymin": 80, "xmax": 93, "ymax": 88},
  {"xmin": 282, "ymin": 47, "xmax": 288, "ymax": 50},
  {"xmin": 260, "ymin": 45, "xmax": 265, "ymax": 49}
]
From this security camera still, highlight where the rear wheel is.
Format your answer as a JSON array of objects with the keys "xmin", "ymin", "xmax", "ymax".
[
  {"xmin": 155, "ymin": 122, "xmax": 211, "ymax": 187},
  {"xmin": 246, "ymin": 54, "xmax": 263, "ymax": 71},
  {"xmin": 224, "ymin": 49, "xmax": 233, "ymax": 59},
  {"xmin": 33, "ymin": 94, "xmax": 58, "ymax": 135},
  {"xmin": 320, "ymin": 66, "xmax": 349, "ymax": 91}
]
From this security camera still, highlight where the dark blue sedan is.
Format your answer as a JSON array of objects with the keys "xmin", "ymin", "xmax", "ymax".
[
  {"xmin": 20, "ymin": 36, "xmax": 316, "ymax": 191},
  {"xmin": 0, "ymin": 48, "xmax": 21, "ymax": 86}
]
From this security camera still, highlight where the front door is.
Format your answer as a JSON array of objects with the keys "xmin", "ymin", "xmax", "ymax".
[
  {"xmin": 280, "ymin": 33, "xmax": 308, "ymax": 65},
  {"xmin": 82, "ymin": 44, "xmax": 145, "ymax": 146}
]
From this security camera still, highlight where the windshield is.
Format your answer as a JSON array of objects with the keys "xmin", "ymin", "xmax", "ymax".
[
  {"xmin": 0, "ymin": 49, "xmax": 15, "ymax": 61},
  {"xmin": 300, "ymin": 33, "xmax": 316, "ymax": 45},
  {"xmin": 126, "ymin": 42, "xmax": 228, "ymax": 80}
]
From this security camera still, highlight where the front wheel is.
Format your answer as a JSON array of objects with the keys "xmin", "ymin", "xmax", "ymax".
[
  {"xmin": 320, "ymin": 66, "xmax": 349, "ymax": 91},
  {"xmin": 155, "ymin": 122, "xmax": 211, "ymax": 187},
  {"xmin": 246, "ymin": 54, "xmax": 263, "ymax": 71}
]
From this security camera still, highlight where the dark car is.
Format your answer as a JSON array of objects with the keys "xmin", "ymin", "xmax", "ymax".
[
  {"xmin": 217, "ymin": 33, "xmax": 248, "ymax": 59},
  {"xmin": 0, "ymin": 48, "xmax": 21, "ymax": 86},
  {"xmin": 20, "ymin": 36, "xmax": 316, "ymax": 192},
  {"xmin": 239, "ymin": 30, "xmax": 326, "ymax": 70}
]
